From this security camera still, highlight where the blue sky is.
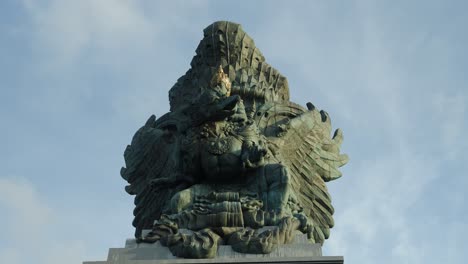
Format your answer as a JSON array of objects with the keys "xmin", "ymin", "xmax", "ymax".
[{"xmin": 1, "ymin": 1, "xmax": 467, "ymax": 263}]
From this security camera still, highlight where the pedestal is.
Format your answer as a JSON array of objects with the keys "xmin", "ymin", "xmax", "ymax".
[{"xmin": 84, "ymin": 231, "xmax": 343, "ymax": 264}]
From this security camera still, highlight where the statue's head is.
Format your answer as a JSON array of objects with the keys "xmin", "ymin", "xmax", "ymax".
[
  {"xmin": 194, "ymin": 21, "xmax": 262, "ymax": 70},
  {"xmin": 168, "ymin": 21, "xmax": 289, "ymax": 112}
]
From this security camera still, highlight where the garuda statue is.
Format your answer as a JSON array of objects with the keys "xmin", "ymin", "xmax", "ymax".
[{"xmin": 121, "ymin": 21, "xmax": 348, "ymax": 259}]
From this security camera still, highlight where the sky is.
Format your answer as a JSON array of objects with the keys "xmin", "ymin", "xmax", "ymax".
[{"xmin": 1, "ymin": 0, "xmax": 467, "ymax": 263}]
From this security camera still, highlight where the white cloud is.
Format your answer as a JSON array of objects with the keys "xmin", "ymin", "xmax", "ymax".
[
  {"xmin": 43, "ymin": 241, "xmax": 87, "ymax": 264},
  {"xmin": 0, "ymin": 177, "xmax": 52, "ymax": 238},
  {"xmin": 0, "ymin": 248, "xmax": 21, "ymax": 264},
  {"xmin": 0, "ymin": 177, "xmax": 86, "ymax": 264},
  {"xmin": 324, "ymin": 150, "xmax": 440, "ymax": 263},
  {"xmin": 249, "ymin": 2, "xmax": 467, "ymax": 263},
  {"xmin": 21, "ymin": 0, "xmax": 209, "ymax": 69},
  {"xmin": 431, "ymin": 92, "xmax": 467, "ymax": 160},
  {"xmin": 19, "ymin": 0, "xmax": 211, "ymax": 121},
  {"xmin": 22, "ymin": 0, "xmax": 156, "ymax": 67}
]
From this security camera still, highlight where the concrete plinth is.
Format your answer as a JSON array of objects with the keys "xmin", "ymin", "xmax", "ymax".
[{"xmin": 84, "ymin": 231, "xmax": 343, "ymax": 264}]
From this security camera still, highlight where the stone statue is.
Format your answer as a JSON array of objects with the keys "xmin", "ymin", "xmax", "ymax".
[{"xmin": 121, "ymin": 21, "xmax": 348, "ymax": 259}]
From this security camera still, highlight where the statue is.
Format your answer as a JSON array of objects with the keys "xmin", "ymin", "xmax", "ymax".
[{"xmin": 120, "ymin": 21, "xmax": 348, "ymax": 259}]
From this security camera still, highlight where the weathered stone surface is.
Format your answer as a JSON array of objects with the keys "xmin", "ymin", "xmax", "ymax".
[
  {"xmin": 116, "ymin": 21, "xmax": 348, "ymax": 258},
  {"xmin": 85, "ymin": 256, "xmax": 343, "ymax": 264},
  {"xmin": 83, "ymin": 232, "xmax": 343, "ymax": 264}
]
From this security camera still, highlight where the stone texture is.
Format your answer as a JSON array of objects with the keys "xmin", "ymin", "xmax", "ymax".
[
  {"xmin": 109, "ymin": 20, "xmax": 348, "ymax": 259},
  {"xmin": 83, "ymin": 232, "xmax": 343, "ymax": 264},
  {"xmin": 84, "ymin": 20, "xmax": 348, "ymax": 264},
  {"xmin": 85, "ymin": 257, "xmax": 343, "ymax": 264}
]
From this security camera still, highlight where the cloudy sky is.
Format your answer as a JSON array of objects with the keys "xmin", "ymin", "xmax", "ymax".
[{"xmin": 1, "ymin": 1, "xmax": 467, "ymax": 263}]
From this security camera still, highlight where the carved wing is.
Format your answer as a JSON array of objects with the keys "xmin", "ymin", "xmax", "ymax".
[
  {"xmin": 255, "ymin": 102, "xmax": 349, "ymax": 244},
  {"xmin": 121, "ymin": 114, "xmax": 185, "ymax": 238}
]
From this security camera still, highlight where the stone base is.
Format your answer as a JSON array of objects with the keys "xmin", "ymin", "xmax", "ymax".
[
  {"xmin": 84, "ymin": 231, "xmax": 343, "ymax": 264},
  {"xmin": 84, "ymin": 256, "xmax": 343, "ymax": 264}
]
